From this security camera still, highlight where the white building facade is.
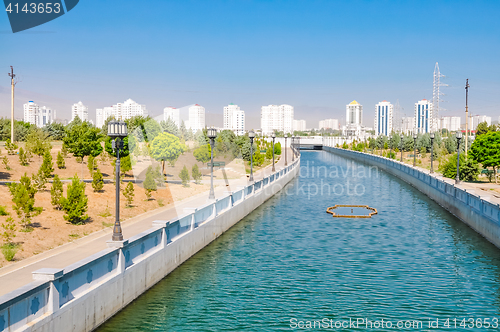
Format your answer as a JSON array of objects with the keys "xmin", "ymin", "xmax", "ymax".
[
  {"xmin": 164, "ymin": 107, "xmax": 180, "ymax": 128},
  {"xmin": 439, "ymin": 116, "xmax": 461, "ymax": 132},
  {"xmin": 260, "ymin": 104, "xmax": 294, "ymax": 135},
  {"xmin": 187, "ymin": 104, "xmax": 205, "ymax": 132},
  {"xmin": 414, "ymin": 99, "xmax": 433, "ymax": 134},
  {"xmin": 401, "ymin": 117, "xmax": 415, "ymax": 134},
  {"xmin": 374, "ymin": 100, "xmax": 393, "ymax": 136},
  {"xmin": 293, "ymin": 119, "xmax": 306, "ymax": 132},
  {"xmin": 71, "ymin": 101, "xmax": 88, "ymax": 122},
  {"xmin": 344, "ymin": 100, "xmax": 363, "ymax": 137},
  {"xmin": 223, "ymin": 104, "xmax": 245, "ymax": 135},
  {"xmin": 319, "ymin": 119, "xmax": 339, "ymax": 130},
  {"xmin": 96, "ymin": 99, "xmax": 148, "ymax": 128},
  {"xmin": 23, "ymin": 101, "xmax": 55, "ymax": 127},
  {"xmin": 470, "ymin": 115, "xmax": 492, "ymax": 129}
]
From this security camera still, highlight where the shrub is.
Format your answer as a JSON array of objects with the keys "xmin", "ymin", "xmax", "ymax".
[
  {"xmin": 57, "ymin": 151, "xmax": 65, "ymax": 169},
  {"xmin": 50, "ymin": 174, "xmax": 63, "ymax": 209},
  {"xmin": 179, "ymin": 165, "xmax": 190, "ymax": 187},
  {"xmin": 92, "ymin": 168, "xmax": 104, "ymax": 192},
  {"xmin": 439, "ymin": 153, "xmax": 480, "ymax": 182},
  {"xmin": 1, "ymin": 216, "xmax": 16, "ymax": 243},
  {"xmin": 2, "ymin": 156, "xmax": 10, "ymax": 170},
  {"xmin": 7, "ymin": 173, "xmax": 41, "ymax": 229},
  {"xmin": 123, "ymin": 181, "xmax": 135, "ymax": 207},
  {"xmin": 0, "ymin": 206, "xmax": 8, "ymax": 216},
  {"xmin": 251, "ymin": 151, "xmax": 265, "ymax": 166},
  {"xmin": 18, "ymin": 147, "xmax": 28, "ymax": 166},
  {"xmin": 32, "ymin": 170, "xmax": 48, "ymax": 192},
  {"xmin": 143, "ymin": 166, "xmax": 157, "ymax": 200},
  {"xmin": 2, "ymin": 243, "xmax": 19, "ymax": 261},
  {"xmin": 87, "ymin": 155, "xmax": 95, "ymax": 175},
  {"xmin": 61, "ymin": 175, "xmax": 89, "ymax": 224},
  {"xmin": 5, "ymin": 139, "xmax": 18, "ymax": 155},
  {"xmin": 41, "ymin": 150, "xmax": 54, "ymax": 178},
  {"xmin": 274, "ymin": 142, "xmax": 281, "ymax": 155},
  {"xmin": 192, "ymin": 164, "xmax": 202, "ymax": 184},
  {"xmin": 61, "ymin": 144, "xmax": 68, "ymax": 158}
]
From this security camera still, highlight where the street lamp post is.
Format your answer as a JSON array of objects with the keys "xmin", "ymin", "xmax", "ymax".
[
  {"xmin": 207, "ymin": 127, "xmax": 217, "ymax": 200},
  {"xmin": 249, "ymin": 130, "xmax": 255, "ymax": 182},
  {"xmin": 298, "ymin": 136, "xmax": 300, "ymax": 156},
  {"xmin": 271, "ymin": 132, "xmax": 276, "ymax": 172},
  {"xmin": 389, "ymin": 136, "xmax": 393, "ymax": 159},
  {"xmin": 108, "ymin": 119, "xmax": 128, "ymax": 242},
  {"xmin": 456, "ymin": 131, "xmax": 462, "ymax": 184},
  {"xmin": 292, "ymin": 135, "xmax": 295, "ymax": 162},
  {"xmin": 284, "ymin": 134, "xmax": 288, "ymax": 166},
  {"xmin": 413, "ymin": 133, "xmax": 418, "ymax": 167},
  {"xmin": 430, "ymin": 132, "xmax": 435, "ymax": 173},
  {"xmin": 400, "ymin": 134, "xmax": 404, "ymax": 162}
]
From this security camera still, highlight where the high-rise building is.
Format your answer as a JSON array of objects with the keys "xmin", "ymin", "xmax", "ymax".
[
  {"xmin": 470, "ymin": 115, "xmax": 492, "ymax": 129},
  {"xmin": 401, "ymin": 117, "xmax": 415, "ymax": 134},
  {"xmin": 187, "ymin": 104, "xmax": 205, "ymax": 132},
  {"xmin": 23, "ymin": 101, "xmax": 55, "ymax": 127},
  {"xmin": 223, "ymin": 104, "xmax": 245, "ymax": 135},
  {"xmin": 374, "ymin": 100, "xmax": 393, "ymax": 136},
  {"xmin": 438, "ymin": 116, "xmax": 461, "ymax": 132},
  {"xmin": 318, "ymin": 119, "xmax": 339, "ymax": 130},
  {"xmin": 260, "ymin": 104, "xmax": 294, "ymax": 135},
  {"xmin": 164, "ymin": 107, "xmax": 180, "ymax": 127},
  {"xmin": 346, "ymin": 100, "xmax": 363, "ymax": 125},
  {"xmin": 96, "ymin": 99, "xmax": 148, "ymax": 128},
  {"xmin": 293, "ymin": 119, "xmax": 306, "ymax": 132},
  {"xmin": 71, "ymin": 101, "xmax": 88, "ymax": 122},
  {"xmin": 414, "ymin": 99, "xmax": 433, "ymax": 133}
]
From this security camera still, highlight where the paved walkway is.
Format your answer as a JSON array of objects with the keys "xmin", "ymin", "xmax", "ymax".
[{"xmin": 0, "ymin": 149, "xmax": 297, "ymax": 297}]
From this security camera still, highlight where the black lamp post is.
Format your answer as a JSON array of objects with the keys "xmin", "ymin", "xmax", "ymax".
[
  {"xmin": 413, "ymin": 132, "xmax": 418, "ymax": 167},
  {"xmin": 298, "ymin": 136, "xmax": 300, "ymax": 156},
  {"xmin": 108, "ymin": 119, "xmax": 128, "ymax": 242},
  {"xmin": 249, "ymin": 130, "xmax": 255, "ymax": 182},
  {"xmin": 207, "ymin": 127, "xmax": 217, "ymax": 200},
  {"xmin": 271, "ymin": 132, "xmax": 276, "ymax": 172},
  {"xmin": 400, "ymin": 134, "xmax": 404, "ymax": 162},
  {"xmin": 456, "ymin": 131, "xmax": 462, "ymax": 184},
  {"xmin": 389, "ymin": 135, "xmax": 393, "ymax": 159},
  {"xmin": 430, "ymin": 132, "xmax": 435, "ymax": 173},
  {"xmin": 284, "ymin": 134, "xmax": 288, "ymax": 166},
  {"xmin": 292, "ymin": 135, "xmax": 295, "ymax": 162}
]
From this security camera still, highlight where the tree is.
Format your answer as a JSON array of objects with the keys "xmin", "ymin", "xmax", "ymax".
[
  {"xmin": 192, "ymin": 164, "xmax": 202, "ymax": 184},
  {"xmin": 252, "ymin": 151, "xmax": 265, "ymax": 166},
  {"xmin": 50, "ymin": 174, "xmax": 63, "ymax": 209},
  {"xmin": 439, "ymin": 153, "xmax": 480, "ymax": 182},
  {"xmin": 179, "ymin": 165, "xmax": 190, "ymax": 187},
  {"xmin": 61, "ymin": 144, "xmax": 69, "ymax": 158},
  {"xmin": 476, "ymin": 121, "xmax": 489, "ymax": 136},
  {"xmin": 444, "ymin": 137, "xmax": 457, "ymax": 154},
  {"xmin": 160, "ymin": 118, "xmax": 179, "ymax": 136},
  {"xmin": 92, "ymin": 168, "xmax": 104, "ymax": 192},
  {"xmin": 2, "ymin": 156, "xmax": 11, "ymax": 170},
  {"xmin": 470, "ymin": 131, "xmax": 500, "ymax": 183},
  {"xmin": 193, "ymin": 144, "xmax": 212, "ymax": 163},
  {"xmin": 40, "ymin": 150, "xmax": 54, "ymax": 178},
  {"xmin": 179, "ymin": 121, "xmax": 188, "ymax": 140},
  {"xmin": 144, "ymin": 119, "xmax": 163, "ymax": 142},
  {"xmin": 274, "ymin": 142, "xmax": 281, "ymax": 155},
  {"xmin": 7, "ymin": 173, "xmax": 42, "ymax": 229},
  {"xmin": 149, "ymin": 132, "xmax": 185, "ymax": 171},
  {"xmin": 1, "ymin": 217, "xmax": 16, "ymax": 244},
  {"xmin": 123, "ymin": 182, "xmax": 135, "ymax": 207},
  {"xmin": 63, "ymin": 121, "xmax": 103, "ymax": 164},
  {"xmin": 43, "ymin": 122, "xmax": 66, "ymax": 140},
  {"xmin": 18, "ymin": 147, "xmax": 28, "ymax": 166},
  {"xmin": 87, "ymin": 155, "xmax": 95, "ymax": 175},
  {"xmin": 57, "ymin": 151, "xmax": 65, "ymax": 169},
  {"xmin": 143, "ymin": 166, "xmax": 157, "ymax": 200},
  {"xmin": 61, "ymin": 175, "xmax": 89, "ymax": 224},
  {"xmin": 25, "ymin": 128, "xmax": 52, "ymax": 159},
  {"xmin": 5, "ymin": 139, "xmax": 17, "ymax": 155}
]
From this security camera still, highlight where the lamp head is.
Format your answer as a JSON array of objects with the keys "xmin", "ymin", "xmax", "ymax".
[
  {"xmin": 271, "ymin": 132, "xmax": 275, "ymax": 139},
  {"xmin": 284, "ymin": 134, "xmax": 288, "ymax": 138},
  {"xmin": 248, "ymin": 130, "xmax": 255, "ymax": 139},
  {"xmin": 207, "ymin": 127, "xmax": 217, "ymax": 139},
  {"xmin": 456, "ymin": 131, "xmax": 463, "ymax": 139},
  {"xmin": 430, "ymin": 133, "xmax": 435, "ymax": 139},
  {"xmin": 413, "ymin": 133, "xmax": 418, "ymax": 139}
]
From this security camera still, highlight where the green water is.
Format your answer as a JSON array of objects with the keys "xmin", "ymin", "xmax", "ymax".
[{"xmin": 98, "ymin": 151, "xmax": 500, "ymax": 331}]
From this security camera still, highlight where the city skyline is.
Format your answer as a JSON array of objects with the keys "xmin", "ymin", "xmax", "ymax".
[{"xmin": 1, "ymin": 1, "xmax": 499, "ymax": 128}]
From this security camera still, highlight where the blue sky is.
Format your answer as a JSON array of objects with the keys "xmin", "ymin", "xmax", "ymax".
[{"xmin": 1, "ymin": 0, "xmax": 499, "ymax": 128}]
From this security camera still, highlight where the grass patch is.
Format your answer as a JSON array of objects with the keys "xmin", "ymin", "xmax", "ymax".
[
  {"xmin": 157, "ymin": 198, "xmax": 165, "ymax": 207},
  {"xmin": 102, "ymin": 221, "xmax": 114, "ymax": 228},
  {"xmin": 2, "ymin": 243, "xmax": 20, "ymax": 261},
  {"xmin": 20, "ymin": 227, "xmax": 34, "ymax": 233},
  {"xmin": 0, "ymin": 206, "xmax": 9, "ymax": 216},
  {"xmin": 69, "ymin": 232, "xmax": 81, "ymax": 239},
  {"xmin": 99, "ymin": 208, "xmax": 112, "ymax": 218}
]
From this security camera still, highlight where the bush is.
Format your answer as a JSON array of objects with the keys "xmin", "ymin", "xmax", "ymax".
[
  {"xmin": 57, "ymin": 151, "xmax": 65, "ymax": 169},
  {"xmin": 193, "ymin": 144, "xmax": 211, "ymax": 163},
  {"xmin": 61, "ymin": 175, "xmax": 89, "ymax": 224},
  {"xmin": 1, "ymin": 216, "xmax": 16, "ymax": 243},
  {"xmin": 2, "ymin": 156, "xmax": 10, "ymax": 170},
  {"xmin": 192, "ymin": 164, "xmax": 202, "ymax": 184},
  {"xmin": 439, "ymin": 153, "xmax": 480, "ymax": 182},
  {"xmin": 51, "ymin": 174, "xmax": 63, "ymax": 209},
  {"xmin": 18, "ymin": 147, "xmax": 28, "ymax": 166},
  {"xmin": 179, "ymin": 165, "xmax": 190, "ymax": 187},
  {"xmin": 0, "ymin": 206, "xmax": 8, "ymax": 216},
  {"xmin": 92, "ymin": 168, "xmax": 104, "ymax": 192},
  {"xmin": 251, "ymin": 151, "xmax": 265, "ymax": 166},
  {"xmin": 5, "ymin": 139, "xmax": 18, "ymax": 155},
  {"xmin": 40, "ymin": 150, "xmax": 54, "ymax": 178},
  {"xmin": 123, "ymin": 182, "xmax": 134, "ymax": 207},
  {"xmin": 87, "ymin": 155, "xmax": 95, "ymax": 175},
  {"xmin": 2, "ymin": 243, "xmax": 19, "ymax": 261},
  {"xmin": 8, "ymin": 173, "xmax": 41, "ymax": 229},
  {"xmin": 143, "ymin": 166, "xmax": 157, "ymax": 200},
  {"xmin": 61, "ymin": 144, "xmax": 68, "ymax": 158}
]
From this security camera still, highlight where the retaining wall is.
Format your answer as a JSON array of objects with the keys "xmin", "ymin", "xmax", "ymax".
[
  {"xmin": 324, "ymin": 146, "xmax": 500, "ymax": 249},
  {"xmin": 0, "ymin": 160, "xmax": 300, "ymax": 332}
]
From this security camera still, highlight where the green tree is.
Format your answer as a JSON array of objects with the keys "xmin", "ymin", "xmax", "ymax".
[
  {"xmin": 1, "ymin": 217, "xmax": 16, "ymax": 244},
  {"xmin": 123, "ymin": 181, "xmax": 135, "ymax": 207},
  {"xmin": 444, "ymin": 137, "xmax": 457, "ymax": 154},
  {"xmin": 25, "ymin": 128, "xmax": 52, "ymax": 159},
  {"xmin": 144, "ymin": 119, "xmax": 163, "ymax": 142},
  {"xmin": 7, "ymin": 173, "xmax": 42, "ymax": 229},
  {"xmin": 2, "ymin": 156, "xmax": 11, "ymax": 170},
  {"xmin": 63, "ymin": 121, "xmax": 103, "ymax": 165},
  {"xmin": 274, "ymin": 142, "xmax": 281, "ymax": 155},
  {"xmin": 252, "ymin": 151, "xmax": 265, "ymax": 166},
  {"xmin": 143, "ymin": 166, "xmax": 157, "ymax": 200},
  {"xmin": 51, "ymin": 174, "xmax": 63, "ymax": 209},
  {"xmin": 57, "ymin": 151, "xmax": 65, "ymax": 169},
  {"xmin": 192, "ymin": 164, "xmax": 202, "ymax": 184},
  {"xmin": 5, "ymin": 139, "xmax": 18, "ymax": 155},
  {"xmin": 149, "ymin": 132, "xmax": 185, "ymax": 171},
  {"xmin": 179, "ymin": 165, "xmax": 190, "ymax": 187},
  {"xmin": 61, "ymin": 175, "xmax": 89, "ymax": 224},
  {"xmin": 160, "ymin": 118, "xmax": 179, "ymax": 136},
  {"xmin": 179, "ymin": 120, "xmax": 188, "ymax": 140},
  {"xmin": 61, "ymin": 144, "xmax": 68, "ymax": 158},
  {"xmin": 18, "ymin": 147, "xmax": 28, "ymax": 166},
  {"xmin": 439, "ymin": 153, "xmax": 480, "ymax": 182},
  {"xmin": 41, "ymin": 150, "xmax": 54, "ymax": 178},
  {"xmin": 87, "ymin": 155, "xmax": 95, "ymax": 175},
  {"xmin": 43, "ymin": 122, "xmax": 66, "ymax": 140},
  {"xmin": 193, "ymin": 144, "xmax": 212, "ymax": 163},
  {"xmin": 92, "ymin": 168, "xmax": 104, "ymax": 192},
  {"xmin": 470, "ymin": 131, "xmax": 500, "ymax": 183},
  {"xmin": 476, "ymin": 121, "xmax": 489, "ymax": 136}
]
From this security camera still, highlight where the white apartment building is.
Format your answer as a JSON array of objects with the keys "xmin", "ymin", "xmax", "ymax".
[
  {"xmin": 223, "ymin": 103, "xmax": 245, "ymax": 135},
  {"xmin": 71, "ymin": 101, "xmax": 88, "ymax": 122},
  {"xmin": 96, "ymin": 99, "xmax": 148, "ymax": 128},
  {"xmin": 187, "ymin": 104, "xmax": 205, "ymax": 132},
  {"xmin": 164, "ymin": 107, "xmax": 180, "ymax": 127},
  {"xmin": 439, "ymin": 116, "xmax": 461, "ymax": 132},
  {"xmin": 374, "ymin": 100, "xmax": 393, "ymax": 136},
  {"xmin": 319, "ymin": 119, "xmax": 339, "ymax": 130},
  {"xmin": 346, "ymin": 100, "xmax": 363, "ymax": 125},
  {"xmin": 293, "ymin": 119, "xmax": 306, "ymax": 132},
  {"xmin": 470, "ymin": 115, "xmax": 492, "ymax": 129},
  {"xmin": 401, "ymin": 117, "xmax": 415, "ymax": 135},
  {"xmin": 260, "ymin": 104, "xmax": 294, "ymax": 135},
  {"xmin": 23, "ymin": 101, "xmax": 55, "ymax": 127},
  {"xmin": 414, "ymin": 99, "xmax": 433, "ymax": 134}
]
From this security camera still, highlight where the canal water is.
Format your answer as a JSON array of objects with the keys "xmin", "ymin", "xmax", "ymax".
[{"xmin": 98, "ymin": 151, "xmax": 500, "ymax": 331}]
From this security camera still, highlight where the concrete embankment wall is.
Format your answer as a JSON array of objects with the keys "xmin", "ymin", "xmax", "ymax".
[
  {"xmin": 324, "ymin": 146, "xmax": 500, "ymax": 249},
  {"xmin": 0, "ymin": 160, "xmax": 300, "ymax": 332}
]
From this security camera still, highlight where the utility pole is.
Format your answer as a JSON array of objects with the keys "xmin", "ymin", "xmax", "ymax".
[
  {"xmin": 465, "ymin": 79, "xmax": 469, "ymax": 157},
  {"xmin": 8, "ymin": 66, "xmax": 16, "ymax": 142}
]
